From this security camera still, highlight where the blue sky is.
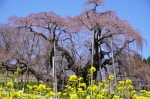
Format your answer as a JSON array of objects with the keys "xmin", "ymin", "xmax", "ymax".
[{"xmin": 0, "ymin": 0, "xmax": 150, "ymax": 58}]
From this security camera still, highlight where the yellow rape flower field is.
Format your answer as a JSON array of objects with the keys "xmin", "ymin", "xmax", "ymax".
[{"xmin": 0, "ymin": 67, "xmax": 150, "ymax": 99}]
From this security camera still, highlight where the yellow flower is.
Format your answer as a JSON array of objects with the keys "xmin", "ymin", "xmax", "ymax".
[
  {"xmin": 92, "ymin": 85, "xmax": 98, "ymax": 92},
  {"xmin": 49, "ymin": 91, "xmax": 55, "ymax": 96},
  {"xmin": 13, "ymin": 92, "xmax": 19, "ymax": 98},
  {"xmin": 128, "ymin": 85, "xmax": 133, "ymax": 89},
  {"xmin": 33, "ymin": 85, "xmax": 38, "ymax": 90},
  {"xmin": 46, "ymin": 87, "xmax": 51, "ymax": 92},
  {"xmin": 32, "ymin": 95, "xmax": 38, "ymax": 99},
  {"xmin": 87, "ymin": 86, "xmax": 92, "ymax": 91},
  {"xmin": 78, "ymin": 88, "xmax": 85, "ymax": 94},
  {"xmin": 96, "ymin": 93, "xmax": 104, "ymax": 99},
  {"xmin": 70, "ymin": 93, "xmax": 78, "ymax": 99},
  {"xmin": 63, "ymin": 92, "xmax": 67, "ymax": 96},
  {"xmin": 112, "ymin": 95, "xmax": 120, "ymax": 99},
  {"xmin": 145, "ymin": 91, "xmax": 150, "ymax": 96},
  {"xmin": 132, "ymin": 90, "xmax": 137, "ymax": 93},
  {"xmin": 0, "ymin": 87, "xmax": 3, "ymax": 91},
  {"xmin": 79, "ymin": 83, "xmax": 86, "ymax": 88},
  {"xmin": 78, "ymin": 77, "xmax": 83, "ymax": 81},
  {"xmin": 1, "ymin": 91, "xmax": 7, "ymax": 97},
  {"xmin": 86, "ymin": 95, "xmax": 91, "ymax": 99},
  {"xmin": 101, "ymin": 89, "xmax": 107, "ymax": 95},
  {"xmin": 117, "ymin": 86, "xmax": 125, "ymax": 91},
  {"xmin": 27, "ymin": 85, "xmax": 32, "ymax": 90},
  {"xmin": 69, "ymin": 75, "xmax": 77, "ymax": 82},
  {"xmin": 38, "ymin": 84, "xmax": 46, "ymax": 91},
  {"xmin": 57, "ymin": 92, "xmax": 62, "ymax": 97},
  {"xmin": 125, "ymin": 79, "xmax": 132, "ymax": 85},
  {"xmin": 108, "ymin": 74, "xmax": 114, "ymax": 80},
  {"xmin": 13, "ymin": 90, "xmax": 23, "ymax": 97},
  {"xmin": 28, "ymin": 94, "xmax": 37, "ymax": 99},
  {"xmin": 133, "ymin": 95, "xmax": 150, "ymax": 99},
  {"xmin": 102, "ymin": 80, "xmax": 106, "ymax": 84},
  {"xmin": 65, "ymin": 85, "xmax": 73, "ymax": 91},
  {"xmin": 6, "ymin": 82, "xmax": 13, "ymax": 88},
  {"xmin": 98, "ymin": 82, "xmax": 103, "ymax": 87},
  {"xmin": 89, "ymin": 66, "xmax": 96, "ymax": 74},
  {"xmin": 140, "ymin": 90, "xmax": 146, "ymax": 93},
  {"xmin": 118, "ymin": 80, "xmax": 125, "ymax": 86},
  {"xmin": 104, "ymin": 84, "xmax": 108, "ymax": 88}
]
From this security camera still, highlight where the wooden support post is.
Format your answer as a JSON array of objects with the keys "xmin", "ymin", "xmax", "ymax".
[{"xmin": 111, "ymin": 37, "xmax": 117, "ymax": 86}]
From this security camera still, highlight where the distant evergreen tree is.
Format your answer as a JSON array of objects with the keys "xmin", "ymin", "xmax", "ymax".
[
  {"xmin": 143, "ymin": 56, "xmax": 150, "ymax": 66},
  {"xmin": 143, "ymin": 58, "xmax": 147, "ymax": 64},
  {"xmin": 147, "ymin": 56, "xmax": 150, "ymax": 65}
]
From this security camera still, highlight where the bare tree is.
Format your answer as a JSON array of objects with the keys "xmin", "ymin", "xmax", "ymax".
[{"xmin": 67, "ymin": 0, "xmax": 144, "ymax": 82}]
